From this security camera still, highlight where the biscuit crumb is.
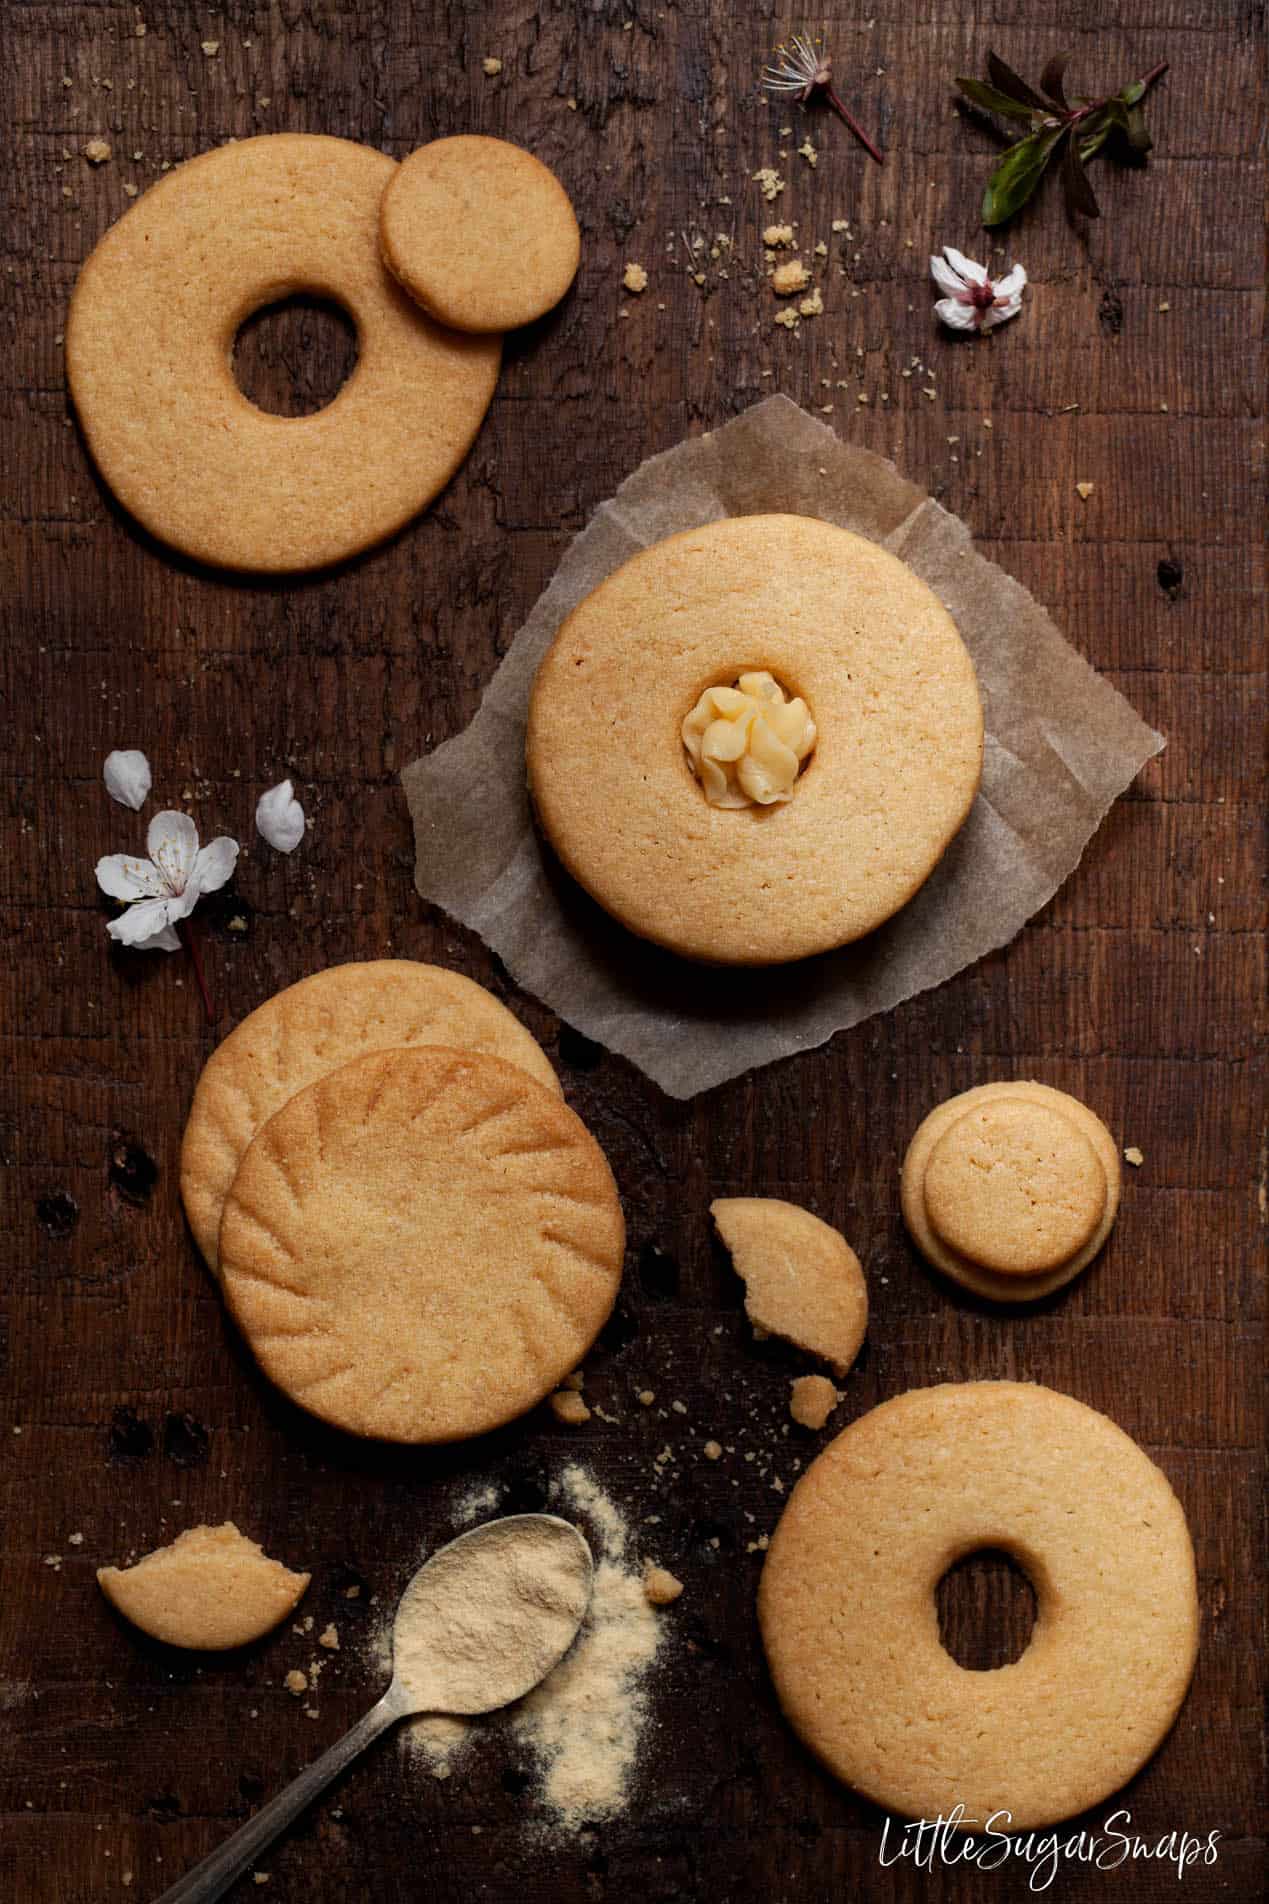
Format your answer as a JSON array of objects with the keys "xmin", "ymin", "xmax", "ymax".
[
  {"xmin": 252, "ymin": 1878, "xmax": 270, "ymax": 1889},
  {"xmin": 561, "ymin": 1368, "xmax": 586, "ymax": 1392},
  {"xmin": 83, "ymin": 138, "xmax": 112, "ymax": 165},
  {"xmin": 318, "ymin": 1623, "xmax": 339, "ymax": 1650},
  {"xmin": 762, "ymin": 223, "xmax": 795, "ymax": 247},
  {"xmin": 772, "ymin": 260, "xmax": 810, "ymax": 296},
  {"xmin": 703, "ymin": 1439, "xmax": 723, "ymax": 1461},
  {"xmin": 642, "ymin": 1563, "xmax": 683, "ymax": 1606},
  {"xmin": 201, "ymin": 40, "xmax": 220, "ymax": 56},
  {"xmin": 1075, "ymin": 481, "xmax": 1095, "ymax": 500},
  {"xmin": 774, "ymin": 307, "xmax": 800, "ymax": 330},
  {"xmin": 798, "ymin": 288, "xmax": 824, "ymax": 318},
  {"xmin": 283, "ymin": 1669, "xmax": 308, "ymax": 1696},
  {"xmin": 1123, "ymin": 1146, "xmax": 1144, "ymax": 1167},
  {"xmin": 622, "ymin": 262, "xmax": 648, "ymax": 294},
  {"xmin": 636, "ymin": 1389, "xmax": 655, "ymax": 1406},
  {"xmin": 122, "ymin": 182, "xmax": 139, "ymax": 198},
  {"xmin": 789, "ymin": 1374, "xmax": 842, "ymax": 1430},
  {"xmin": 797, "ymin": 139, "xmax": 818, "ymax": 168},
  {"xmin": 550, "ymin": 1390, "xmax": 591, "ymax": 1426},
  {"xmin": 482, "ymin": 56, "xmax": 503, "ymax": 76},
  {"xmin": 752, "ymin": 166, "xmax": 785, "ymax": 201}
]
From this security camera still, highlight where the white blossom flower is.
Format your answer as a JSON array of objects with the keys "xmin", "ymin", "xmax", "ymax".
[
  {"xmin": 103, "ymin": 749, "xmax": 152, "ymax": 811},
  {"xmin": 96, "ymin": 810, "xmax": 238, "ymax": 952},
  {"xmin": 931, "ymin": 247, "xmax": 1027, "ymax": 333},
  {"xmin": 255, "ymin": 779, "xmax": 305, "ymax": 854}
]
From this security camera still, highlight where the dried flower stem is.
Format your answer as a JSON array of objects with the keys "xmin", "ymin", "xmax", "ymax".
[{"xmin": 179, "ymin": 918, "xmax": 216, "ymax": 1023}]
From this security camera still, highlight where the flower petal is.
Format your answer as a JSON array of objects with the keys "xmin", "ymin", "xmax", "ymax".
[
  {"xmin": 930, "ymin": 254, "xmax": 967, "ymax": 299},
  {"xmin": 131, "ymin": 922, "xmax": 182, "ymax": 953},
  {"xmin": 103, "ymin": 749, "xmax": 152, "ymax": 811},
  {"xmin": 96, "ymin": 853, "xmax": 164, "ymax": 901},
  {"xmin": 981, "ymin": 299, "xmax": 1023, "ymax": 330},
  {"xmin": 934, "ymin": 297, "xmax": 978, "ymax": 331},
  {"xmin": 992, "ymin": 263, "xmax": 1027, "ymax": 300},
  {"xmin": 943, "ymin": 246, "xmax": 988, "ymax": 287},
  {"xmin": 255, "ymin": 780, "xmax": 305, "ymax": 854},
  {"xmin": 193, "ymin": 834, "xmax": 240, "ymax": 893},
  {"xmin": 146, "ymin": 810, "xmax": 199, "ymax": 892},
  {"xmin": 106, "ymin": 896, "xmax": 177, "ymax": 947}
]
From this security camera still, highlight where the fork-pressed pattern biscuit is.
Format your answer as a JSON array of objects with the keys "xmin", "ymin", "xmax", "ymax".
[
  {"xmin": 66, "ymin": 135, "xmax": 501, "ymax": 572},
  {"xmin": 180, "ymin": 960, "xmax": 559, "ymax": 1274},
  {"xmin": 218, "ymin": 1047, "xmax": 624, "ymax": 1443},
  {"xmin": 759, "ymin": 1382, "xmax": 1199, "ymax": 1829}
]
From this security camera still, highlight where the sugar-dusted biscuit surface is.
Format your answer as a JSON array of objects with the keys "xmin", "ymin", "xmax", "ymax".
[
  {"xmin": 97, "ymin": 1523, "xmax": 309, "ymax": 1651},
  {"xmin": 219, "ymin": 1047, "xmax": 624, "ymax": 1443},
  {"xmin": 66, "ymin": 135, "xmax": 500, "ymax": 572},
  {"xmin": 526, "ymin": 515, "xmax": 983, "ymax": 965},
  {"xmin": 380, "ymin": 136, "xmax": 580, "ymax": 333},
  {"xmin": 759, "ymin": 1381, "xmax": 1199, "ymax": 1830},
  {"xmin": 180, "ymin": 960, "xmax": 559, "ymax": 1274}
]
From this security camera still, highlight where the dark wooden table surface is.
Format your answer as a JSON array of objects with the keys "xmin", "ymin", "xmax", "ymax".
[{"xmin": 3, "ymin": 3, "xmax": 1264, "ymax": 1900}]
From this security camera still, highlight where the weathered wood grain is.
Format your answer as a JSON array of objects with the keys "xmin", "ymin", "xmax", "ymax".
[{"xmin": 1, "ymin": 2, "xmax": 1263, "ymax": 1900}]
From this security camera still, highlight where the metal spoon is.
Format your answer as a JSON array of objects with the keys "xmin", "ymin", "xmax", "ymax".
[{"xmin": 152, "ymin": 1514, "xmax": 593, "ymax": 1904}]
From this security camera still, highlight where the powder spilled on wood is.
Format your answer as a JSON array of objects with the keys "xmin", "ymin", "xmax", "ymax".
[{"xmin": 397, "ymin": 1464, "xmax": 666, "ymax": 1830}]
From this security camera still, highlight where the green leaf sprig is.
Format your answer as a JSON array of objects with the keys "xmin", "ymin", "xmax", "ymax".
[{"xmin": 957, "ymin": 50, "xmax": 1168, "ymax": 227}]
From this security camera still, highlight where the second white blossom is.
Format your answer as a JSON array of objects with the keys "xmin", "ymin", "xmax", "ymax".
[{"xmin": 931, "ymin": 247, "xmax": 1026, "ymax": 334}]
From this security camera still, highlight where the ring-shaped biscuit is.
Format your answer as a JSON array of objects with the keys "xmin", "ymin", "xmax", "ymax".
[
  {"xmin": 901, "ymin": 1082, "xmax": 1121, "ymax": 1302},
  {"xmin": 526, "ymin": 515, "xmax": 984, "ymax": 965},
  {"xmin": 759, "ymin": 1382, "xmax": 1199, "ymax": 1830},
  {"xmin": 66, "ymin": 135, "xmax": 501, "ymax": 573}
]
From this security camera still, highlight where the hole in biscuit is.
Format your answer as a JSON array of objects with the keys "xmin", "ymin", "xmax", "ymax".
[
  {"xmin": 936, "ymin": 1547, "xmax": 1037, "ymax": 1671},
  {"xmin": 233, "ymin": 296, "xmax": 358, "ymax": 417}
]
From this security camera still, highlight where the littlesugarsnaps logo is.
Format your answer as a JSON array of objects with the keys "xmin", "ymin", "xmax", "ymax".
[{"xmin": 878, "ymin": 1809, "xmax": 1221, "ymax": 1891}]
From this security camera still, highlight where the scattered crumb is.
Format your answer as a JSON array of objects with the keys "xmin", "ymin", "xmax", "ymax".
[
  {"xmin": 561, "ymin": 1369, "xmax": 585, "ymax": 1392},
  {"xmin": 43, "ymin": 1554, "xmax": 62, "ymax": 1571},
  {"xmin": 1075, "ymin": 481, "xmax": 1095, "ymax": 501},
  {"xmin": 83, "ymin": 138, "xmax": 112, "ymax": 165},
  {"xmin": 622, "ymin": 262, "xmax": 648, "ymax": 294},
  {"xmin": 702, "ymin": 1439, "xmax": 723, "ymax": 1462},
  {"xmin": 1158, "ymin": 300, "xmax": 1170, "ymax": 313},
  {"xmin": 550, "ymin": 1390, "xmax": 591, "ymax": 1426},
  {"xmin": 122, "ymin": 182, "xmax": 139, "ymax": 198},
  {"xmin": 762, "ymin": 223, "xmax": 795, "ymax": 247},
  {"xmin": 771, "ymin": 259, "xmax": 810, "ymax": 296},
  {"xmin": 830, "ymin": 218, "xmax": 849, "ymax": 232},
  {"xmin": 636, "ymin": 1390, "xmax": 655, "ymax": 1406},
  {"xmin": 283, "ymin": 1670, "xmax": 308, "ymax": 1696},
  {"xmin": 790, "ymin": 1375, "xmax": 843, "ymax": 1431},
  {"xmin": 752, "ymin": 166, "xmax": 785, "ymax": 201},
  {"xmin": 642, "ymin": 1563, "xmax": 684, "ymax": 1606},
  {"xmin": 252, "ymin": 1879, "xmax": 270, "ymax": 1889},
  {"xmin": 799, "ymin": 288, "xmax": 824, "ymax": 318},
  {"xmin": 746, "ymin": 1534, "xmax": 770, "ymax": 1554},
  {"xmin": 1124, "ymin": 1146, "xmax": 1144, "ymax": 1167},
  {"xmin": 797, "ymin": 139, "xmax": 818, "ymax": 168},
  {"xmin": 774, "ymin": 307, "xmax": 801, "ymax": 331},
  {"xmin": 318, "ymin": 1624, "xmax": 339, "ymax": 1651},
  {"xmin": 344, "ymin": 1584, "xmax": 361, "ymax": 1600},
  {"xmin": 482, "ymin": 56, "xmax": 503, "ymax": 76},
  {"xmin": 201, "ymin": 40, "xmax": 220, "ymax": 57}
]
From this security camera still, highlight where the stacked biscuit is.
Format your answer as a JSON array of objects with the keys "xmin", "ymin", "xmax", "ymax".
[{"xmin": 180, "ymin": 961, "xmax": 624, "ymax": 1443}]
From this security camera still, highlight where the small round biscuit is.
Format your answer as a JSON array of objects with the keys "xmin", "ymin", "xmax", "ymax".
[
  {"xmin": 97, "ymin": 1523, "xmax": 309, "ymax": 1650},
  {"xmin": 219, "ymin": 1047, "xmax": 624, "ymax": 1443},
  {"xmin": 711, "ymin": 1197, "xmax": 867, "ymax": 1377},
  {"xmin": 66, "ymin": 135, "xmax": 501, "ymax": 572},
  {"xmin": 380, "ymin": 137, "xmax": 580, "ymax": 333},
  {"xmin": 526, "ymin": 515, "xmax": 983, "ymax": 965},
  {"xmin": 180, "ymin": 960, "xmax": 559, "ymax": 1275},
  {"xmin": 759, "ymin": 1382, "xmax": 1199, "ymax": 1830},
  {"xmin": 901, "ymin": 1082, "xmax": 1121, "ymax": 1301}
]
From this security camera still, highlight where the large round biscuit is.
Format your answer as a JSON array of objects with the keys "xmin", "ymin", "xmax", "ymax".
[
  {"xmin": 526, "ymin": 515, "xmax": 983, "ymax": 964},
  {"xmin": 900, "ymin": 1082, "xmax": 1121, "ymax": 1301},
  {"xmin": 380, "ymin": 137, "xmax": 580, "ymax": 333},
  {"xmin": 219, "ymin": 1047, "xmax": 624, "ymax": 1443},
  {"xmin": 180, "ymin": 961, "xmax": 559, "ymax": 1275},
  {"xmin": 66, "ymin": 135, "xmax": 501, "ymax": 572},
  {"xmin": 759, "ymin": 1382, "xmax": 1199, "ymax": 1830}
]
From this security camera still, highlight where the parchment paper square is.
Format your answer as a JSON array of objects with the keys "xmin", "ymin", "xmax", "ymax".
[{"xmin": 403, "ymin": 397, "xmax": 1163, "ymax": 1098}]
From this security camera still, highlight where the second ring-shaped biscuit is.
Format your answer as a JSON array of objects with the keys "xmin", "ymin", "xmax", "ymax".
[
  {"xmin": 526, "ymin": 515, "xmax": 984, "ymax": 965},
  {"xmin": 901, "ymin": 1081, "xmax": 1121, "ymax": 1301},
  {"xmin": 66, "ymin": 135, "xmax": 501, "ymax": 573}
]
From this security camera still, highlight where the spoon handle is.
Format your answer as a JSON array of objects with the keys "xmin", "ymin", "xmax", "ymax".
[{"xmin": 152, "ymin": 1686, "xmax": 408, "ymax": 1904}]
